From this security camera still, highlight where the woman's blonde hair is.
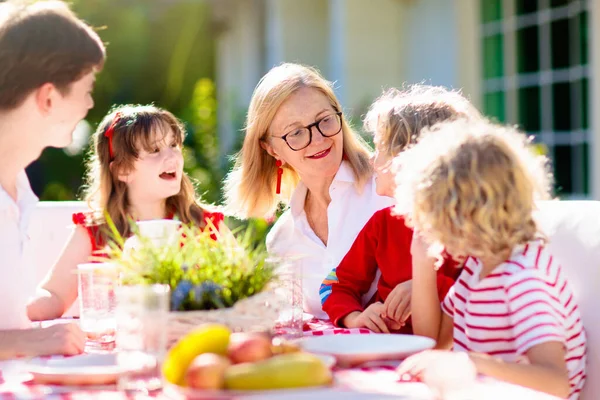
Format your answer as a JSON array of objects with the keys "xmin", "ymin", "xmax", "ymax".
[
  {"xmin": 393, "ymin": 118, "xmax": 553, "ymax": 260},
  {"xmin": 364, "ymin": 85, "xmax": 482, "ymax": 158},
  {"xmin": 81, "ymin": 104, "xmax": 211, "ymax": 244},
  {"xmin": 224, "ymin": 63, "xmax": 373, "ymax": 218}
]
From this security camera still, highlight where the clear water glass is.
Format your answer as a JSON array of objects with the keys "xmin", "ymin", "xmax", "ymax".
[
  {"xmin": 77, "ymin": 263, "xmax": 118, "ymax": 351},
  {"xmin": 272, "ymin": 258, "xmax": 304, "ymax": 338},
  {"xmin": 115, "ymin": 284, "xmax": 170, "ymax": 394}
]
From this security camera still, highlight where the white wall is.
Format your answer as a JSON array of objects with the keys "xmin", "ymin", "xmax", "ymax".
[
  {"xmin": 214, "ymin": 0, "xmax": 264, "ymax": 158},
  {"xmin": 403, "ymin": 0, "xmax": 459, "ymax": 89},
  {"xmin": 265, "ymin": 0, "xmax": 329, "ymax": 72},
  {"xmin": 340, "ymin": 0, "xmax": 406, "ymax": 116},
  {"xmin": 214, "ymin": 0, "xmax": 482, "ymax": 144}
]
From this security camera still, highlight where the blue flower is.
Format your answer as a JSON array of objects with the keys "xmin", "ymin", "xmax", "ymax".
[
  {"xmin": 171, "ymin": 280, "xmax": 194, "ymax": 310},
  {"xmin": 193, "ymin": 281, "xmax": 225, "ymax": 309}
]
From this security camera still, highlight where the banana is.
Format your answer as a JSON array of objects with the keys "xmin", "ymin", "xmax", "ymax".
[
  {"xmin": 224, "ymin": 352, "xmax": 332, "ymax": 391},
  {"xmin": 162, "ymin": 324, "xmax": 231, "ymax": 385}
]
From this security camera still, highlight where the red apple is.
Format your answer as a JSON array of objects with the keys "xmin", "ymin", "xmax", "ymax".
[
  {"xmin": 227, "ymin": 332, "xmax": 273, "ymax": 364},
  {"xmin": 185, "ymin": 353, "xmax": 231, "ymax": 390}
]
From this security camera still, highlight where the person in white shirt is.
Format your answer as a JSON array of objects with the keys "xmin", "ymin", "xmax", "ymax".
[
  {"xmin": 0, "ymin": 0, "xmax": 105, "ymax": 359},
  {"xmin": 224, "ymin": 63, "xmax": 392, "ymax": 319}
]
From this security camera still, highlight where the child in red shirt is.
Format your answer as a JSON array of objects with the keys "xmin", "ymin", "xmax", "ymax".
[
  {"xmin": 320, "ymin": 85, "xmax": 481, "ymax": 333},
  {"xmin": 28, "ymin": 105, "xmax": 224, "ymax": 321}
]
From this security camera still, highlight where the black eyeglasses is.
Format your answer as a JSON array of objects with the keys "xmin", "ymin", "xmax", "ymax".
[{"xmin": 271, "ymin": 112, "xmax": 343, "ymax": 151}]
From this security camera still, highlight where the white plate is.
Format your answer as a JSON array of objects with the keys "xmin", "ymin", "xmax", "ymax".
[
  {"xmin": 26, "ymin": 353, "xmax": 127, "ymax": 385},
  {"xmin": 298, "ymin": 334, "xmax": 435, "ymax": 367},
  {"xmin": 314, "ymin": 353, "xmax": 336, "ymax": 369}
]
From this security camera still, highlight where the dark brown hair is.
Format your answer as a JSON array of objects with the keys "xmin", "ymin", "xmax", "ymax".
[
  {"xmin": 0, "ymin": 0, "xmax": 105, "ymax": 110},
  {"xmin": 82, "ymin": 104, "xmax": 213, "ymax": 244}
]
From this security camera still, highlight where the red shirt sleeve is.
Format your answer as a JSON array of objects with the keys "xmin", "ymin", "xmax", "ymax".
[
  {"xmin": 72, "ymin": 212, "xmax": 101, "ymax": 251},
  {"xmin": 321, "ymin": 210, "xmax": 383, "ymax": 327},
  {"xmin": 203, "ymin": 210, "xmax": 224, "ymax": 240},
  {"xmin": 203, "ymin": 210, "xmax": 224, "ymax": 228}
]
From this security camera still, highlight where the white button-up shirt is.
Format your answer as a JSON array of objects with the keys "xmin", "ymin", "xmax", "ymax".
[
  {"xmin": 266, "ymin": 162, "xmax": 394, "ymax": 319},
  {"xmin": 0, "ymin": 171, "xmax": 39, "ymax": 330}
]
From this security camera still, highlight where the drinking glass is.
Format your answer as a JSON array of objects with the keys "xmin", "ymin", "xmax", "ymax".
[
  {"xmin": 123, "ymin": 220, "xmax": 182, "ymax": 256},
  {"xmin": 271, "ymin": 258, "xmax": 304, "ymax": 338},
  {"xmin": 115, "ymin": 284, "xmax": 170, "ymax": 393},
  {"xmin": 136, "ymin": 220, "xmax": 181, "ymax": 244},
  {"xmin": 77, "ymin": 262, "xmax": 118, "ymax": 351}
]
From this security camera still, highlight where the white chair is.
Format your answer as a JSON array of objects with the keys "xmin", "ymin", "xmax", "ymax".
[
  {"xmin": 536, "ymin": 200, "xmax": 600, "ymax": 400},
  {"xmin": 27, "ymin": 201, "xmax": 88, "ymax": 317}
]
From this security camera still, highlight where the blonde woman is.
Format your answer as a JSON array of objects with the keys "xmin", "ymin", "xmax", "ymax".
[
  {"xmin": 394, "ymin": 119, "xmax": 586, "ymax": 399},
  {"xmin": 224, "ymin": 63, "xmax": 392, "ymax": 319}
]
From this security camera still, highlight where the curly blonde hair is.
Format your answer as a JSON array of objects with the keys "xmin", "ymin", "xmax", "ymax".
[
  {"xmin": 224, "ymin": 63, "xmax": 373, "ymax": 218},
  {"xmin": 393, "ymin": 118, "xmax": 553, "ymax": 260},
  {"xmin": 364, "ymin": 85, "xmax": 482, "ymax": 158}
]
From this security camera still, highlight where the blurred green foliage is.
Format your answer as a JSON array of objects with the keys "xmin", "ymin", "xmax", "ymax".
[
  {"xmin": 26, "ymin": 0, "xmax": 275, "ymax": 244},
  {"xmin": 30, "ymin": 0, "xmax": 218, "ymax": 201}
]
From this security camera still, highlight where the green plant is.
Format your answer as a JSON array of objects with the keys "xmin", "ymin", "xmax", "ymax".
[{"xmin": 104, "ymin": 218, "xmax": 274, "ymax": 312}]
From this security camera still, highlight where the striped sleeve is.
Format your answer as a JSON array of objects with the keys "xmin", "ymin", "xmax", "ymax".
[
  {"xmin": 505, "ymin": 269, "xmax": 566, "ymax": 355},
  {"xmin": 319, "ymin": 267, "xmax": 338, "ymax": 305}
]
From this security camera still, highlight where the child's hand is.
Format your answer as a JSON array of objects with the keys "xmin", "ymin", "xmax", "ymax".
[
  {"xmin": 383, "ymin": 280, "xmax": 411, "ymax": 325},
  {"xmin": 397, "ymin": 350, "xmax": 477, "ymax": 392},
  {"xmin": 345, "ymin": 302, "xmax": 392, "ymax": 333},
  {"xmin": 30, "ymin": 322, "xmax": 86, "ymax": 357}
]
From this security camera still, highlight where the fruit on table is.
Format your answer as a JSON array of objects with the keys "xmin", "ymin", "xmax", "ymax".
[
  {"xmin": 185, "ymin": 353, "xmax": 231, "ymax": 390},
  {"xmin": 227, "ymin": 332, "xmax": 273, "ymax": 364},
  {"xmin": 162, "ymin": 324, "xmax": 231, "ymax": 385},
  {"xmin": 271, "ymin": 337, "xmax": 301, "ymax": 355},
  {"xmin": 224, "ymin": 352, "xmax": 333, "ymax": 391}
]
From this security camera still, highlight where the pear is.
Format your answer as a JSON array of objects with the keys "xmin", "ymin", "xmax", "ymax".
[{"xmin": 224, "ymin": 353, "xmax": 332, "ymax": 391}]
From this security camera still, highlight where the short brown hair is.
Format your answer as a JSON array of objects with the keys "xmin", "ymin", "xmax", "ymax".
[
  {"xmin": 0, "ymin": 0, "xmax": 105, "ymax": 110},
  {"xmin": 364, "ymin": 85, "xmax": 482, "ymax": 158}
]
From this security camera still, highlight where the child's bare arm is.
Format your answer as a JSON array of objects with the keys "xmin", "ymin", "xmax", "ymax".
[
  {"xmin": 27, "ymin": 226, "xmax": 92, "ymax": 321},
  {"xmin": 470, "ymin": 341, "xmax": 570, "ymax": 398},
  {"xmin": 410, "ymin": 233, "xmax": 452, "ymax": 345},
  {"xmin": 435, "ymin": 313, "xmax": 453, "ymax": 349},
  {"xmin": 0, "ymin": 323, "xmax": 85, "ymax": 359}
]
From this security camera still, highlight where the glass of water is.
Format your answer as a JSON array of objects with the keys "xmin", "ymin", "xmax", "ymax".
[
  {"xmin": 115, "ymin": 284, "xmax": 170, "ymax": 394},
  {"xmin": 77, "ymin": 262, "xmax": 119, "ymax": 352},
  {"xmin": 271, "ymin": 258, "xmax": 304, "ymax": 338}
]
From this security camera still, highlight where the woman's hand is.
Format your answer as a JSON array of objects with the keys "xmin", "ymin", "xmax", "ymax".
[{"xmin": 383, "ymin": 280, "xmax": 412, "ymax": 325}]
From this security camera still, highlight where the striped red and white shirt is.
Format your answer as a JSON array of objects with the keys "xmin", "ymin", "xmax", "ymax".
[{"xmin": 442, "ymin": 240, "xmax": 586, "ymax": 400}]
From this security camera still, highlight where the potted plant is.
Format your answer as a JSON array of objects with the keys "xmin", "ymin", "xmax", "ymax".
[{"xmin": 104, "ymin": 218, "xmax": 284, "ymax": 344}]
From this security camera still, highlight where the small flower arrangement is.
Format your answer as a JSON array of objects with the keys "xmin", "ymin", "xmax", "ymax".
[{"xmin": 104, "ymin": 217, "xmax": 275, "ymax": 313}]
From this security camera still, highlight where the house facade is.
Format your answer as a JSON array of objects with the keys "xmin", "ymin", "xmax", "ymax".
[{"xmin": 212, "ymin": 0, "xmax": 598, "ymax": 199}]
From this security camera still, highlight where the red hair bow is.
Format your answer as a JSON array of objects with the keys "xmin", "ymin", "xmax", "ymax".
[{"xmin": 104, "ymin": 112, "xmax": 122, "ymax": 160}]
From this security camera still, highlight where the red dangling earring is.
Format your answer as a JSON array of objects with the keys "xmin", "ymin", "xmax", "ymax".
[{"xmin": 275, "ymin": 160, "xmax": 283, "ymax": 195}]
